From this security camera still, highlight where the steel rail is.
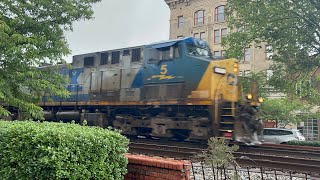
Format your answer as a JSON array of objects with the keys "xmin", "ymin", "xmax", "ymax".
[
  {"xmin": 129, "ymin": 141, "xmax": 320, "ymax": 174},
  {"xmin": 234, "ymin": 152, "xmax": 320, "ymax": 173}
]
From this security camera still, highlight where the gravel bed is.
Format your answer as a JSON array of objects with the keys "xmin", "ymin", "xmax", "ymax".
[{"xmin": 189, "ymin": 162, "xmax": 313, "ymax": 180}]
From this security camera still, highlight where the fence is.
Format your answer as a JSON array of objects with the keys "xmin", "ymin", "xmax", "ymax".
[{"xmin": 190, "ymin": 162, "xmax": 314, "ymax": 180}]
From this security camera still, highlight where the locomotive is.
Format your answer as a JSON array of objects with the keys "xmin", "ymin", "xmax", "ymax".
[{"xmin": 40, "ymin": 37, "xmax": 262, "ymax": 143}]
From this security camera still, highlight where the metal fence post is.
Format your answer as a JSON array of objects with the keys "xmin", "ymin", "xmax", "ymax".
[
  {"xmin": 191, "ymin": 162, "xmax": 195, "ymax": 180},
  {"xmin": 289, "ymin": 171, "xmax": 292, "ymax": 180},
  {"xmin": 223, "ymin": 166, "xmax": 227, "ymax": 180},
  {"xmin": 201, "ymin": 162, "xmax": 206, "ymax": 180},
  {"xmin": 234, "ymin": 165, "xmax": 238, "ymax": 179},
  {"xmin": 212, "ymin": 164, "xmax": 216, "ymax": 180}
]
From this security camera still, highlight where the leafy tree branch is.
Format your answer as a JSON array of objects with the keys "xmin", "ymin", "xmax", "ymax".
[
  {"xmin": 224, "ymin": 0, "xmax": 320, "ymax": 103},
  {"xmin": 0, "ymin": 0, "xmax": 101, "ymax": 119}
]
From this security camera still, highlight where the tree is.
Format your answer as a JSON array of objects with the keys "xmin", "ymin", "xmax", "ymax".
[
  {"xmin": 0, "ymin": 0, "xmax": 101, "ymax": 119},
  {"xmin": 259, "ymin": 98, "xmax": 319, "ymax": 127},
  {"xmin": 239, "ymin": 71, "xmax": 268, "ymax": 99},
  {"xmin": 223, "ymin": 0, "xmax": 320, "ymax": 103}
]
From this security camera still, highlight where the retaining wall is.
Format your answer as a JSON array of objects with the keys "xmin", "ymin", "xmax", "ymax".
[{"xmin": 125, "ymin": 154, "xmax": 191, "ymax": 180}]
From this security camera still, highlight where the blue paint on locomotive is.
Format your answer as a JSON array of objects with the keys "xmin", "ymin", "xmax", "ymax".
[
  {"xmin": 131, "ymin": 37, "xmax": 211, "ymax": 92},
  {"xmin": 131, "ymin": 69, "xmax": 144, "ymax": 88},
  {"xmin": 68, "ymin": 68, "xmax": 84, "ymax": 92}
]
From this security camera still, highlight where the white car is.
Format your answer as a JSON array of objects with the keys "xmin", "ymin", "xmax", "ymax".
[{"xmin": 262, "ymin": 128, "xmax": 305, "ymax": 144}]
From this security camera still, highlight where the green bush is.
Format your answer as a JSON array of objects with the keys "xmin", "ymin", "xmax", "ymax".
[
  {"xmin": 0, "ymin": 120, "xmax": 129, "ymax": 180},
  {"xmin": 288, "ymin": 140, "xmax": 320, "ymax": 147}
]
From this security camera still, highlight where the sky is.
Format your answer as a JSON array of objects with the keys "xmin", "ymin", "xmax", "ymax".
[{"xmin": 64, "ymin": 0, "xmax": 170, "ymax": 62}]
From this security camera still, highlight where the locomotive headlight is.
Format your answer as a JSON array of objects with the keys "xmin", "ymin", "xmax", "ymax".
[
  {"xmin": 258, "ymin": 97, "xmax": 264, "ymax": 103},
  {"xmin": 233, "ymin": 63, "xmax": 238, "ymax": 73},
  {"xmin": 233, "ymin": 68, "xmax": 238, "ymax": 73},
  {"xmin": 247, "ymin": 94, "xmax": 252, "ymax": 100}
]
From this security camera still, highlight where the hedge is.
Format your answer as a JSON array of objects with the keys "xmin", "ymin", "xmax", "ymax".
[
  {"xmin": 288, "ymin": 140, "xmax": 320, "ymax": 147},
  {"xmin": 0, "ymin": 120, "xmax": 129, "ymax": 180}
]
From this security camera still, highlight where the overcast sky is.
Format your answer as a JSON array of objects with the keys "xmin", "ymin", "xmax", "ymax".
[{"xmin": 64, "ymin": 0, "xmax": 170, "ymax": 62}]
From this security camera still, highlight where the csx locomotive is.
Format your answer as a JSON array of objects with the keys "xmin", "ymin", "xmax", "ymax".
[{"xmin": 40, "ymin": 37, "xmax": 261, "ymax": 143}]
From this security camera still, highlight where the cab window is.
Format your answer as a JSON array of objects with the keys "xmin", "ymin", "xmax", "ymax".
[
  {"xmin": 148, "ymin": 45, "xmax": 180, "ymax": 62},
  {"xmin": 187, "ymin": 43, "xmax": 211, "ymax": 57}
]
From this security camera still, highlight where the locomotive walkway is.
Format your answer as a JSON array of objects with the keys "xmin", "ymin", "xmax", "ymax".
[{"xmin": 128, "ymin": 139, "xmax": 320, "ymax": 176}]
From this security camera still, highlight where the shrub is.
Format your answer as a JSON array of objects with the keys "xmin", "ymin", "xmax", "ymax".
[
  {"xmin": 197, "ymin": 137, "xmax": 239, "ymax": 167},
  {"xmin": 0, "ymin": 120, "xmax": 129, "ymax": 180},
  {"xmin": 288, "ymin": 140, "xmax": 320, "ymax": 147}
]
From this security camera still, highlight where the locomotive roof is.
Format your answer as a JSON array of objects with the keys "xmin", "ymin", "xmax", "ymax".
[
  {"xmin": 72, "ymin": 37, "xmax": 200, "ymax": 58},
  {"xmin": 146, "ymin": 37, "xmax": 194, "ymax": 49}
]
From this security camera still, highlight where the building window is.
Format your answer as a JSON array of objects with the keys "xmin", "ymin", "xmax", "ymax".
[
  {"xmin": 221, "ymin": 28, "xmax": 227, "ymax": 38},
  {"xmin": 200, "ymin": 32, "xmax": 206, "ymax": 41},
  {"xmin": 266, "ymin": 45, "xmax": 273, "ymax": 60},
  {"xmin": 194, "ymin": 10, "xmax": 205, "ymax": 26},
  {"xmin": 221, "ymin": 50, "xmax": 226, "ymax": 57},
  {"xmin": 266, "ymin": 69, "xmax": 273, "ymax": 80},
  {"xmin": 239, "ymin": 71, "xmax": 243, "ymax": 76},
  {"xmin": 215, "ymin": 6, "xmax": 225, "ymax": 22},
  {"xmin": 84, "ymin": 56, "xmax": 94, "ymax": 67},
  {"xmin": 213, "ymin": 51, "xmax": 220, "ymax": 58},
  {"xmin": 194, "ymin": 33, "xmax": 200, "ymax": 39},
  {"xmin": 178, "ymin": 16, "xmax": 184, "ymax": 28},
  {"xmin": 244, "ymin": 70, "xmax": 251, "ymax": 76},
  {"xmin": 111, "ymin": 51, "xmax": 120, "ymax": 64},
  {"xmin": 214, "ymin": 30, "xmax": 220, "ymax": 44},
  {"xmin": 177, "ymin": 35, "xmax": 184, "ymax": 39},
  {"xmin": 303, "ymin": 118, "xmax": 319, "ymax": 141},
  {"xmin": 244, "ymin": 48, "xmax": 251, "ymax": 62},
  {"xmin": 132, "ymin": 48, "xmax": 141, "ymax": 62},
  {"xmin": 100, "ymin": 52, "xmax": 108, "ymax": 65}
]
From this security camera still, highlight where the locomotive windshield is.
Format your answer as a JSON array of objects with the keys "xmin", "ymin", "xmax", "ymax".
[{"xmin": 187, "ymin": 39, "xmax": 211, "ymax": 58}]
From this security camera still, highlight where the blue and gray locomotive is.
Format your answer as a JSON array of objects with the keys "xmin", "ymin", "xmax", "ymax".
[{"xmin": 40, "ymin": 37, "xmax": 262, "ymax": 143}]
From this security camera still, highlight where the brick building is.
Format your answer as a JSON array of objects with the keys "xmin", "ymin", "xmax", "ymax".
[
  {"xmin": 164, "ymin": 0, "xmax": 272, "ymax": 74},
  {"xmin": 164, "ymin": 0, "xmax": 320, "ymax": 140}
]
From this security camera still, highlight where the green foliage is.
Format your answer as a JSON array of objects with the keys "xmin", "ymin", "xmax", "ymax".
[
  {"xmin": 239, "ymin": 72, "xmax": 268, "ymax": 99},
  {"xmin": 0, "ymin": 0, "xmax": 101, "ymax": 119},
  {"xmin": 288, "ymin": 140, "xmax": 320, "ymax": 147},
  {"xmin": 259, "ymin": 98, "xmax": 319, "ymax": 127},
  {"xmin": 197, "ymin": 137, "xmax": 239, "ymax": 167},
  {"xmin": 0, "ymin": 120, "xmax": 128, "ymax": 180},
  {"xmin": 224, "ymin": 0, "xmax": 320, "ymax": 103}
]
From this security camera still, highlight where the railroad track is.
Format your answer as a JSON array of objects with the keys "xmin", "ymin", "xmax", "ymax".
[
  {"xmin": 128, "ymin": 140, "xmax": 320, "ymax": 174},
  {"xmin": 239, "ymin": 144, "xmax": 320, "ymax": 160}
]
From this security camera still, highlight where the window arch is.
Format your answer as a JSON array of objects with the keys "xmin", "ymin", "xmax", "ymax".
[
  {"xmin": 194, "ymin": 10, "xmax": 205, "ymax": 25},
  {"xmin": 215, "ymin": 5, "xmax": 225, "ymax": 22}
]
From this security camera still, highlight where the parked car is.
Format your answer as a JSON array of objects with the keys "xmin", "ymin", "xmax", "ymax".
[{"xmin": 262, "ymin": 128, "xmax": 305, "ymax": 144}]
